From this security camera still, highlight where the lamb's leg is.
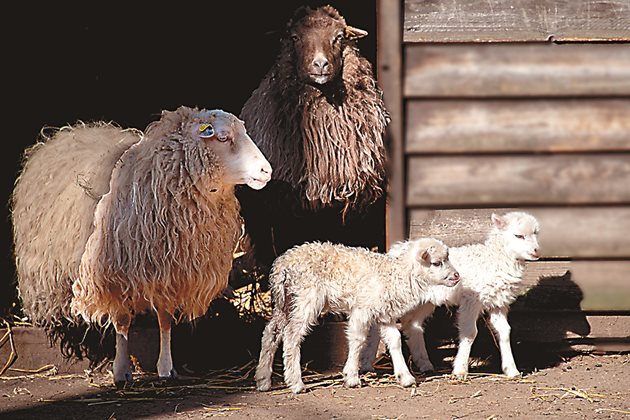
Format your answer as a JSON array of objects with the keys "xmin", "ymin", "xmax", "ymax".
[
  {"xmin": 400, "ymin": 303, "xmax": 436, "ymax": 372},
  {"xmin": 282, "ymin": 302, "xmax": 319, "ymax": 394},
  {"xmin": 380, "ymin": 323, "xmax": 416, "ymax": 387},
  {"xmin": 359, "ymin": 323, "xmax": 380, "ymax": 373},
  {"xmin": 343, "ymin": 315, "xmax": 370, "ymax": 388},
  {"xmin": 255, "ymin": 312, "xmax": 286, "ymax": 391},
  {"xmin": 488, "ymin": 307, "xmax": 520, "ymax": 377},
  {"xmin": 156, "ymin": 309, "xmax": 177, "ymax": 379},
  {"xmin": 452, "ymin": 300, "xmax": 482, "ymax": 379},
  {"xmin": 112, "ymin": 314, "xmax": 132, "ymax": 387}
]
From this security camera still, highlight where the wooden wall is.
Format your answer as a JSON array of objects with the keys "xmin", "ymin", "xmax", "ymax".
[{"xmin": 378, "ymin": 0, "xmax": 630, "ymax": 352}]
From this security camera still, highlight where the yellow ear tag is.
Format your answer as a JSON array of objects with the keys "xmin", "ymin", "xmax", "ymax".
[{"xmin": 199, "ymin": 123, "xmax": 212, "ymax": 132}]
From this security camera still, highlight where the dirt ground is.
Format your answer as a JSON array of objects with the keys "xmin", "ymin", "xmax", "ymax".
[{"xmin": 1, "ymin": 350, "xmax": 629, "ymax": 420}]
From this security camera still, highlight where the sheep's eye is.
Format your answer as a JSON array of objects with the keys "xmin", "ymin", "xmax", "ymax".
[
  {"xmin": 514, "ymin": 234, "xmax": 525, "ymax": 239},
  {"xmin": 199, "ymin": 123, "xmax": 214, "ymax": 138},
  {"xmin": 334, "ymin": 32, "xmax": 344, "ymax": 42},
  {"xmin": 217, "ymin": 134, "xmax": 230, "ymax": 143},
  {"xmin": 291, "ymin": 34, "xmax": 299, "ymax": 42},
  {"xmin": 432, "ymin": 261, "xmax": 442, "ymax": 267}
]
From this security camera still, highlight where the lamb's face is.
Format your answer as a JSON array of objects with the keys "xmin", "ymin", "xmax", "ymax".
[
  {"xmin": 492, "ymin": 212, "xmax": 541, "ymax": 261},
  {"xmin": 414, "ymin": 238, "xmax": 460, "ymax": 287},
  {"xmin": 189, "ymin": 110, "xmax": 272, "ymax": 190},
  {"xmin": 287, "ymin": 5, "xmax": 367, "ymax": 86}
]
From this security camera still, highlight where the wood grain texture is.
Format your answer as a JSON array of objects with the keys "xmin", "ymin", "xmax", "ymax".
[
  {"xmin": 406, "ymin": 100, "xmax": 630, "ymax": 153},
  {"xmin": 406, "ymin": 155, "xmax": 630, "ymax": 207},
  {"xmin": 409, "ymin": 207, "xmax": 630, "ymax": 258},
  {"xmin": 404, "ymin": 44, "xmax": 630, "ymax": 97},
  {"xmin": 404, "ymin": 0, "xmax": 630, "ymax": 42},
  {"xmin": 378, "ymin": 0, "xmax": 406, "ymax": 247}
]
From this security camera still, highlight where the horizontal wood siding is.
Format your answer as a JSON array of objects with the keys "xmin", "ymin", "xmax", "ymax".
[
  {"xmin": 406, "ymin": 100, "xmax": 630, "ymax": 153},
  {"xmin": 404, "ymin": 0, "xmax": 630, "ymax": 42},
  {"xmin": 407, "ymin": 154, "xmax": 630, "ymax": 206},
  {"xmin": 405, "ymin": 44, "xmax": 630, "ymax": 97}
]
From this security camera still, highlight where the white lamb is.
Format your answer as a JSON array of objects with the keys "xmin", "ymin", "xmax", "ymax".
[
  {"xmin": 255, "ymin": 238, "xmax": 460, "ymax": 393},
  {"xmin": 362, "ymin": 211, "xmax": 541, "ymax": 378}
]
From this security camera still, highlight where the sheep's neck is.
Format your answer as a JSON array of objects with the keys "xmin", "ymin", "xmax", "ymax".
[{"xmin": 485, "ymin": 234, "xmax": 526, "ymax": 281}]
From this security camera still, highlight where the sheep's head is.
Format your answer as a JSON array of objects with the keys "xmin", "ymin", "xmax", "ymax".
[
  {"xmin": 411, "ymin": 238, "xmax": 460, "ymax": 287},
  {"xmin": 153, "ymin": 107, "xmax": 272, "ymax": 190},
  {"xmin": 285, "ymin": 5, "xmax": 367, "ymax": 86},
  {"xmin": 491, "ymin": 212, "xmax": 541, "ymax": 261}
]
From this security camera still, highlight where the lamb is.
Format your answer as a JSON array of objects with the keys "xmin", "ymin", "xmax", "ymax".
[
  {"xmin": 362, "ymin": 212, "xmax": 541, "ymax": 378},
  {"xmin": 11, "ymin": 106, "xmax": 272, "ymax": 386},
  {"xmin": 238, "ymin": 4, "xmax": 389, "ymax": 267},
  {"xmin": 255, "ymin": 238, "xmax": 460, "ymax": 394}
]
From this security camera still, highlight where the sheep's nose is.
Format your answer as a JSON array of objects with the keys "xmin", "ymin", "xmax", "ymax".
[
  {"xmin": 261, "ymin": 161, "xmax": 272, "ymax": 177},
  {"xmin": 312, "ymin": 57, "xmax": 329, "ymax": 70},
  {"xmin": 453, "ymin": 272, "xmax": 460, "ymax": 280}
]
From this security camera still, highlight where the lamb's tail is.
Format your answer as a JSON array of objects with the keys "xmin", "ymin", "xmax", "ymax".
[{"xmin": 268, "ymin": 263, "xmax": 290, "ymax": 328}]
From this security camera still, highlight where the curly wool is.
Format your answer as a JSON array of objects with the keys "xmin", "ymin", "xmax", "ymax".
[
  {"xmin": 240, "ymin": 7, "xmax": 389, "ymax": 210},
  {"xmin": 71, "ymin": 107, "xmax": 242, "ymax": 329},
  {"xmin": 11, "ymin": 123, "xmax": 141, "ymax": 325}
]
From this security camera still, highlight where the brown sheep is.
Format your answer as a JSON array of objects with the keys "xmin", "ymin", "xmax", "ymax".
[
  {"xmin": 11, "ymin": 106, "xmax": 272, "ymax": 385},
  {"xmin": 238, "ymin": 4, "xmax": 389, "ymax": 269}
]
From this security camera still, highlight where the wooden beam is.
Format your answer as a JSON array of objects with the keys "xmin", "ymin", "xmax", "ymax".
[
  {"xmin": 406, "ymin": 99, "xmax": 630, "ymax": 154},
  {"xmin": 404, "ymin": 0, "xmax": 630, "ymax": 43},
  {"xmin": 378, "ymin": 0, "xmax": 405, "ymax": 249},
  {"xmin": 407, "ymin": 154, "xmax": 630, "ymax": 207},
  {"xmin": 405, "ymin": 44, "xmax": 630, "ymax": 97},
  {"xmin": 409, "ymin": 207, "xmax": 630, "ymax": 258}
]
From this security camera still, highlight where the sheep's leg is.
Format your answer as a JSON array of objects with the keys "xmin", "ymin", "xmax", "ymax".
[
  {"xmin": 255, "ymin": 312, "xmax": 286, "ymax": 391},
  {"xmin": 488, "ymin": 307, "xmax": 520, "ymax": 377},
  {"xmin": 281, "ymin": 301, "xmax": 319, "ymax": 394},
  {"xmin": 112, "ymin": 314, "xmax": 132, "ymax": 387},
  {"xmin": 359, "ymin": 323, "xmax": 380, "ymax": 372},
  {"xmin": 452, "ymin": 300, "xmax": 482, "ymax": 379},
  {"xmin": 156, "ymin": 309, "xmax": 177, "ymax": 379},
  {"xmin": 401, "ymin": 303, "xmax": 436, "ymax": 372},
  {"xmin": 343, "ymin": 314, "xmax": 370, "ymax": 388},
  {"xmin": 380, "ymin": 323, "xmax": 416, "ymax": 387}
]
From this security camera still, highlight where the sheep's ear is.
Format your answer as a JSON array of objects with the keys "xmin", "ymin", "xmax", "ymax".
[
  {"xmin": 345, "ymin": 25, "xmax": 368, "ymax": 40},
  {"xmin": 491, "ymin": 213, "xmax": 507, "ymax": 230}
]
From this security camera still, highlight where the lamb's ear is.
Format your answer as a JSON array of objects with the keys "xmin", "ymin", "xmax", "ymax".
[
  {"xmin": 345, "ymin": 25, "xmax": 368, "ymax": 40},
  {"xmin": 491, "ymin": 213, "xmax": 507, "ymax": 230},
  {"xmin": 418, "ymin": 248, "xmax": 431, "ymax": 264}
]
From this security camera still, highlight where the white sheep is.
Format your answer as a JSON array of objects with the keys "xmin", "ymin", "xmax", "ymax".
[
  {"xmin": 255, "ymin": 238, "xmax": 460, "ymax": 394},
  {"xmin": 12, "ymin": 106, "xmax": 272, "ymax": 386},
  {"xmin": 362, "ymin": 211, "xmax": 541, "ymax": 378}
]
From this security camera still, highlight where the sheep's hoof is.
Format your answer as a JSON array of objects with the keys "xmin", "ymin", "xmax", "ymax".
[
  {"xmin": 289, "ymin": 382, "xmax": 306, "ymax": 394},
  {"xmin": 114, "ymin": 372, "xmax": 133, "ymax": 389},
  {"xmin": 398, "ymin": 374, "xmax": 416, "ymax": 388},
  {"xmin": 159, "ymin": 368, "xmax": 178, "ymax": 381},
  {"xmin": 256, "ymin": 378, "xmax": 272, "ymax": 392},
  {"xmin": 359, "ymin": 364, "xmax": 375, "ymax": 374},
  {"xmin": 452, "ymin": 371, "xmax": 468, "ymax": 380}
]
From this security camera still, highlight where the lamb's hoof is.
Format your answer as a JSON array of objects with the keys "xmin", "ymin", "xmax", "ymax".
[
  {"xmin": 343, "ymin": 377, "xmax": 361, "ymax": 388},
  {"xmin": 413, "ymin": 359, "xmax": 435, "ymax": 373},
  {"xmin": 289, "ymin": 382, "xmax": 306, "ymax": 394},
  {"xmin": 452, "ymin": 370, "xmax": 468, "ymax": 380},
  {"xmin": 503, "ymin": 368, "xmax": 521, "ymax": 378},
  {"xmin": 359, "ymin": 364, "xmax": 375, "ymax": 374},
  {"xmin": 398, "ymin": 374, "xmax": 416, "ymax": 388},
  {"xmin": 256, "ymin": 378, "xmax": 272, "ymax": 392}
]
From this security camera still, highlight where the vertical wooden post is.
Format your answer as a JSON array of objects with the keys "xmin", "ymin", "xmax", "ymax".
[{"xmin": 377, "ymin": 0, "xmax": 405, "ymax": 249}]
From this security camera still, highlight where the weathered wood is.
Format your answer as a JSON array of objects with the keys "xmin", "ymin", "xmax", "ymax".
[
  {"xmin": 404, "ymin": 0, "xmax": 630, "ymax": 42},
  {"xmin": 409, "ymin": 207, "xmax": 630, "ymax": 258},
  {"xmin": 510, "ymin": 314, "xmax": 630, "ymax": 343},
  {"xmin": 404, "ymin": 44, "xmax": 630, "ymax": 97},
  {"xmin": 407, "ymin": 155, "xmax": 630, "ymax": 206},
  {"xmin": 378, "ymin": 0, "xmax": 406, "ymax": 248},
  {"xmin": 406, "ymin": 100, "xmax": 630, "ymax": 153}
]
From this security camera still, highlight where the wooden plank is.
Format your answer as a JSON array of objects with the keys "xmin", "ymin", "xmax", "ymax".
[
  {"xmin": 378, "ymin": 0, "xmax": 406, "ymax": 248},
  {"xmin": 510, "ymin": 314, "xmax": 630, "ymax": 343},
  {"xmin": 406, "ymin": 155, "xmax": 630, "ymax": 206},
  {"xmin": 404, "ymin": 44, "xmax": 630, "ymax": 97},
  {"xmin": 409, "ymin": 207, "xmax": 630, "ymax": 258},
  {"xmin": 406, "ymin": 100, "xmax": 630, "ymax": 154},
  {"xmin": 404, "ymin": 0, "xmax": 630, "ymax": 42}
]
